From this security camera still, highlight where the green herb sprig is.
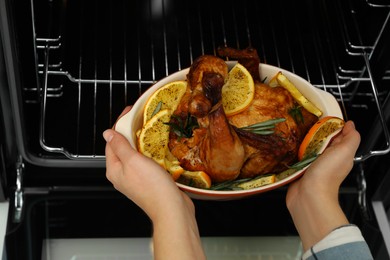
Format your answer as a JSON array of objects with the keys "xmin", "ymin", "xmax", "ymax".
[
  {"xmin": 289, "ymin": 105, "xmax": 304, "ymax": 124},
  {"xmin": 151, "ymin": 101, "xmax": 163, "ymax": 118},
  {"xmin": 210, "ymin": 154, "xmax": 320, "ymax": 191},
  {"xmin": 164, "ymin": 113, "xmax": 199, "ymax": 139},
  {"xmin": 288, "ymin": 154, "xmax": 318, "ymax": 169},
  {"xmin": 210, "ymin": 178, "xmax": 252, "ymax": 191},
  {"xmin": 239, "ymin": 118, "xmax": 286, "ymax": 135}
]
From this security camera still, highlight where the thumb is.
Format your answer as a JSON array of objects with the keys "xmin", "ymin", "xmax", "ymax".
[{"xmin": 103, "ymin": 129, "xmax": 136, "ymax": 163}]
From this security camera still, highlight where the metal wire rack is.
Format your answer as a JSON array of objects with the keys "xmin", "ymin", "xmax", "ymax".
[{"xmin": 27, "ymin": 0, "xmax": 390, "ymax": 163}]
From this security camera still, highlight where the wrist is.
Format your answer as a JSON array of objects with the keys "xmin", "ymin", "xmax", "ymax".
[
  {"xmin": 288, "ymin": 189, "xmax": 349, "ymax": 251},
  {"xmin": 151, "ymin": 198, "xmax": 205, "ymax": 260}
]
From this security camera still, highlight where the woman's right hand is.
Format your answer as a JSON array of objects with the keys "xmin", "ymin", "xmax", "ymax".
[{"xmin": 286, "ymin": 120, "xmax": 361, "ymax": 251}]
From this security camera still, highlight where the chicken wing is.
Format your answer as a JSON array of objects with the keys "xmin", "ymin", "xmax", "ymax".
[{"xmin": 218, "ymin": 46, "xmax": 261, "ymax": 82}]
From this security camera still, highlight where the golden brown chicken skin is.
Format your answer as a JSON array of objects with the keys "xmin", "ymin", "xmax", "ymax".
[
  {"xmin": 199, "ymin": 103, "xmax": 245, "ymax": 182},
  {"xmin": 186, "ymin": 55, "xmax": 228, "ymax": 118},
  {"xmin": 217, "ymin": 46, "xmax": 261, "ymax": 82},
  {"xmin": 229, "ymin": 82, "xmax": 318, "ymax": 178}
]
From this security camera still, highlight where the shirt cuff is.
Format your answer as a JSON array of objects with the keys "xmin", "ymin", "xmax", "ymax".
[{"xmin": 302, "ymin": 224, "xmax": 366, "ymax": 260}]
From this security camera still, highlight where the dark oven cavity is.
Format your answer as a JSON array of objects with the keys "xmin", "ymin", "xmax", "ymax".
[{"xmin": 19, "ymin": 0, "xmax": 388, "ymax": 166}]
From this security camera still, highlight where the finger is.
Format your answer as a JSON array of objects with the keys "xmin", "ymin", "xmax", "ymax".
[
  {"xmin": 343, "ymin": 121, "xmax": 361, "ymax": 151},
  {"xmin": 103, "ymin": 129, "xmax": 136, "ymax": 163},
  {"xmin": 119, "ymin": 105, "xmax": 132, "ymax": 119},
  {"xmin": 104, "ymin": 131, "xmax": 123, "ymax": 183},
  {"xmin": 336, "ymin": 121, "xmax": 360, "ymax": 150},
  {"xmin": 105, "ymin": 141, "xmax": 120, "ymax": 170},
  {"xmin": 112, "ymin": 106, "xmax": 133, "ymax": 129}
]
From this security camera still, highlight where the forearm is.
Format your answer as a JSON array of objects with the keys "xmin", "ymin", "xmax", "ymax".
[
  {"xmin": 152, "ymin": 203, "xmax": 206, "ymax": 260},
  {"xmin": 288, "ymin": 191, "xmax": 349, "ymax": 251}
]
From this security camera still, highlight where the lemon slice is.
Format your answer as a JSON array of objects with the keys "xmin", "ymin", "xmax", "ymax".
[
  {"xmin": 222, "ymin": 63, "xmax": 255, "ymax": 116},
  {"xmin": 143, "ymin": 80, "xmax": 187, "ymax": 124},
  {"xmin": 177, "ymin": 171, "xmax": 212, "ymax": 189},
  {"xmin": 298, "ymin": 116, "xmax": 345, "ymax": 160},
  {"xmin": 272, "ymin": 72, "xmax": 322, "ymax": 117},
  {"xmin": 138, "ymin": 109, "xmax": 171, "ymax": 167},
  {"xmin": 236, "ymin": 174, "xmax": 276, "ymax": 189}
]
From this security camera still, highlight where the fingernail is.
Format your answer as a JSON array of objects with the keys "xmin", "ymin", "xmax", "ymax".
[{"xmin": 103, "ymin": 130, "xmax": 114, "ymax": 143}]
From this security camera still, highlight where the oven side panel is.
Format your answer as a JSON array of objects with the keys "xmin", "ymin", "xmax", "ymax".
[
  {"xmin": 0, "ymin": 0, "xmax": 35, "ymax": 167},
  {"xmin": 0, "ymin": 0, "xmax": 22, "ymax": 201},
  {"xmin": 1, "ymin": 0, "xmax": 100, "ymax": 169}
]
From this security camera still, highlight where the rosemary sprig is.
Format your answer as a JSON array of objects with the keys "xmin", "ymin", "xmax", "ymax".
[
  {"xmin": 151, "ymin": 101, "xmax": 163, "ymax": 118},
  {"xmin": 239, "ymin": 118, "xmax": 286, "ymax": 135},
  {"xmin": 212, "ymin": 154, "xmax": 320, "ymax": 191},
  {"xmin": 210, "ymin": 178, "xmax": 252, "ymax": 191},
  {"xmin": 288, "ymin": 154, "xmax": 318, "ymax": 169},
  {"xmin": 275, "ymin": 154, "xmax": 319, "ymax": 181},
  {"xmin": 164, "ymin": 113, "xmax": 199, "ymax": 139},
  {"xmin": 289, "ymin": 105, "xmax": 304, "ymax": 124}
]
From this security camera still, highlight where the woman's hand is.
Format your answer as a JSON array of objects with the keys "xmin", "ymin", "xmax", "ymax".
[
  {"xmin": 286, "ymin": 120, "xmax": 361, "ymax": 251},
  {"xmin": 103, "ymin": 106, "xmax": 205, "ymax": 260}
]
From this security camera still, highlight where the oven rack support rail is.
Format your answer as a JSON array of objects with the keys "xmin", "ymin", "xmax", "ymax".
[{"xmin": 36, "ymin": 37, "xmax": 390, "ymax": 162}]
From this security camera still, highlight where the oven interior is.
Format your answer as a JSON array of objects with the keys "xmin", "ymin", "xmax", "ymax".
[
  {"xmin": 2, "ymin": 0, "xmax": 390, "ymax": 259},
  {"xmin": 19, "ymin": 0, "xmax": 390, "ymax": 164}
]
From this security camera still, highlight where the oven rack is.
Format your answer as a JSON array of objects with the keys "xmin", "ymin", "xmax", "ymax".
[{"xmin": 29, "ymin": 0, "xmax": 390, "ymax": 163}]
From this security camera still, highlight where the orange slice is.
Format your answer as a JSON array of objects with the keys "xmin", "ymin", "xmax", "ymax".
[
  {"xmin": 222, "ymin": 63, "xmax": 255, "ymax": 116},
  {"xmin": 298, "ymin": 116, "xmax": 345, "ymax": 160},
  {"xmin": 138, "ymin": 109, "xmax": 171, "ymax": 167},
  {"xmin": 143, "ymin": 80, "xmax": 187, "ymax": 124},
  {"xmin": 177, "ymin": 171, "xmax": 212, "ymax": 189},
  {"xmin": 164, "ymin": 150, "xmax": 185, "ymax": 181}
]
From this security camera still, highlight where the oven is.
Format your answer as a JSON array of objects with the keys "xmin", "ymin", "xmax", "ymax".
[{"xmin": 1, "ymin": 0, "xmax": 390, "ymax": 259}]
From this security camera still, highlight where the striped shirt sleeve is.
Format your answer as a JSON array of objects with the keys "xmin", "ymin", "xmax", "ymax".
[{"xmin": 302, "ymin": 225, "xmax": 373, "ymax": 260}]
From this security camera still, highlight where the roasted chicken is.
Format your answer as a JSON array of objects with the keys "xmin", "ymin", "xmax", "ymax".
[{"xmin": 169, "ymin": 47, "xmax": 318, "ymax": 183}]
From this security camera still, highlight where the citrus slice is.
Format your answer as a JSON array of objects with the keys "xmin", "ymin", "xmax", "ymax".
[
  {"xmin": 138, "ymin": 109, "xmax": 171, "ymax": 167},
  {"xmin": 268, "ymin": 73, "xmax": 279, "ymax": 88},
  {"xmin": 298, "ymin": 116, "xmax": 345, "ymax": 160},
  {"xmin": 177, "ymin": 171, "xmax": 212, "ymax": 189},
  {"xmin": 272, "ymin": 71, "xmax": 323, "ymax": 117},
  {"xmin": 143, "ymin": 80, "xmax": 187, "ymax": 124},
  {"xmin": 222, "ymin": 63, "xmax": 255, "ymax": 116},
  {"xmin": 165, "ymin": 150, "xmax": 185, "ymax": 181},
  {"xmin": 275, "ymin": 168, "xmax": 298, "ymax": 182},
  {"xmin": 236, "ymin": 174, "xmax": 275, "ymax": 190}
]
